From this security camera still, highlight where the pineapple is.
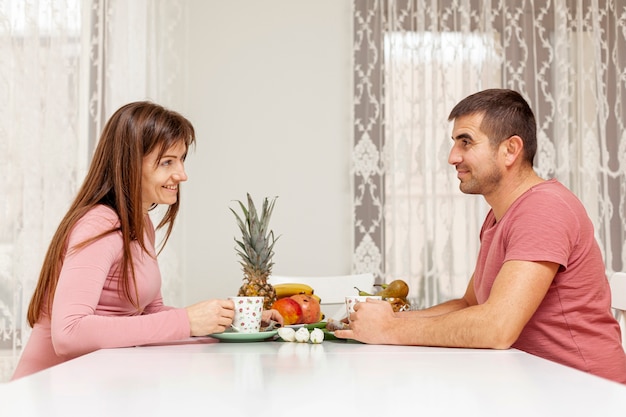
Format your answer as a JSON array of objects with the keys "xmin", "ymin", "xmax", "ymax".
[{"xmin": 231, "ymin": 193, "xmax": 279, "ymax": 309}]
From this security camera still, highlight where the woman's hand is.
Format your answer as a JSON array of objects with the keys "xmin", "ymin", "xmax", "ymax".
[
  {"xmin": 262, "ymin": 309, "xmax": 284, "ymax": 327},
  {"xmin": 185, "ymin": 299, "xmax": 235, "ymax": 336}
]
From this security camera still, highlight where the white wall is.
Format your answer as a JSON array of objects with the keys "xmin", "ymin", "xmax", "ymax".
[{"xmin": 179, "ymin": 1, "xmax": 354, "ymax": 304}]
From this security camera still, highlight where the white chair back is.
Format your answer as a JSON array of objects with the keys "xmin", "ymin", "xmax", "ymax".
[
  {"xmin": 268, "ymin": 273, "xmax": 375, "ymax": 321},
  {"xmin": 609, "ymin": 272, "xmax": 626, "ymax": 350}
]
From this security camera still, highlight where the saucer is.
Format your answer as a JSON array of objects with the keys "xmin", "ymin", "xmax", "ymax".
[{"xmin": 208, "ymin": 329, "xmax": 278, "ymax": 342}]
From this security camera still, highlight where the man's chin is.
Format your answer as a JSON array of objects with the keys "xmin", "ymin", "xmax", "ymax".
[{"xmin": 459, "ymin": 183, "xmax": 480, "ymax": 195}]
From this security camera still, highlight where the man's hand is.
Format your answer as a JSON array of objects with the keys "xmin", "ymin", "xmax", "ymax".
[{"xmin": 334, "ymin": 298, "xmax": 397, "ymax": 343}]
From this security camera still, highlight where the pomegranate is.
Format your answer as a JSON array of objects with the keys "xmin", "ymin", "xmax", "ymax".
[
  {"xmin": 290, "ymin": 294, "xmax": 321, "ymax": 324},
  {"xmin": 271, "ymin": 298, "xmax": 303, "ymax": 325}
]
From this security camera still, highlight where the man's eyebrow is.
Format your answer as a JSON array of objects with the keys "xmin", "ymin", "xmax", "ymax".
[{"xmin": 452, "ymin": 133, "xmax": 472, "ymax": 141}]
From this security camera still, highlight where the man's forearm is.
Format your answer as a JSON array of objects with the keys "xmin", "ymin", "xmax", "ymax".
[{"xmin": 400, "ymin": 298, "xmax": 470, "ymax": 318}]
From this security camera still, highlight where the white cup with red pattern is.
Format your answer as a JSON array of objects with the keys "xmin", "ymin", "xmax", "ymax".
[{"xmin": 229, "ymin": 296, "xmax": 264, "ymax": 333}]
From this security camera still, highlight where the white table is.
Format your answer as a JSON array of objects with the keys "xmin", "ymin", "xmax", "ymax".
[{"xmin": 2, "ymin": 336, "xmax": 626, "ymax": 416}]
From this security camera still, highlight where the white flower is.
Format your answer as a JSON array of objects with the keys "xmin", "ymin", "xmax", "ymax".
[
  {"xmin": 277, "ymin": 327, "xmax": 296, "ymax": 342},
  {"xmin": 309, "ymin": 328, "xmax": 324, "ymax": 344},
  {"xmin": 295, "ymin": 327, "xmax": 310, "ymax": 343}
]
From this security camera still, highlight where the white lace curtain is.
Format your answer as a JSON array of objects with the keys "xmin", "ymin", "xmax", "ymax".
[
  {"xmin": 0, "ymin": 0, "xmax": 187, "ymax": 382},
  {"xmin": 352, "ymin": 0, "xmax": 626, "ymax": 309}
]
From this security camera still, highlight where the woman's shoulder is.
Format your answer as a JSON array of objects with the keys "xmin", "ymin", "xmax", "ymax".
[
  {"xmin": 71, "ymin": 205, "xmax": 121, "ymax": 239},
  {"xmin": 82, "ymin": 205, "xmax": 120, "ymax": 225}
]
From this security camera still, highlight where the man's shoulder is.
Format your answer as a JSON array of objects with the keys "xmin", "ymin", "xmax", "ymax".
[{"xmin": 523, "ymin": 179, "xmax": 581, "ymax": 207}]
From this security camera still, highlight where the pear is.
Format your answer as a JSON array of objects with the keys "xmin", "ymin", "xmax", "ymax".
[
  {"xmin": 354, "ymin": 286, "xmax": 373, "ymax": 296},
  {"xmin": 386, "ymin": 297, "xmax": 411, "ymax": 312},
  {"xmin": 355, "ymin": 281, "xmax": 411, "ymax": 312},
  {"xmin": 375, "ymin": 280, "xmax": 409, "ymax": 299}
]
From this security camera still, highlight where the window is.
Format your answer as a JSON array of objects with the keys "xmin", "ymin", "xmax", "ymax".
[{"xmin": 381, "ymin": 31, "xmax": 499, "ymax": 307}]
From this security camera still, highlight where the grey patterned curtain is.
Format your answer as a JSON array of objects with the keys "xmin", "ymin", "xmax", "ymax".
[{"xmin": 352, "ymin": 0, "xmax": 626, "ymax": 308}]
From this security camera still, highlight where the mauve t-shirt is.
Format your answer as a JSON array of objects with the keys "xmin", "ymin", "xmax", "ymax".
[{"xmin": 474, "ymin": 179, "xmax": 626, "ymax": 384}]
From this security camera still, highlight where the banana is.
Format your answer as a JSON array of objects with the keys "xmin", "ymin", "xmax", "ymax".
[
  {"xmin": 310, "ymin": 294, "xmax": 321, "ymax": 303},
  {"xmin": 273, "ymin": 283, "xmax": 314, "ymax": 299}
]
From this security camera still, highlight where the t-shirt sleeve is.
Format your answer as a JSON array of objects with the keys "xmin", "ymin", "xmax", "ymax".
[
  {"xmin": 503, "ymin": 190, "xmax": 579, "ymax": 269},
  {"xmin": 50, "ymin": 209, "xmax": 190, "ymax": 358}
]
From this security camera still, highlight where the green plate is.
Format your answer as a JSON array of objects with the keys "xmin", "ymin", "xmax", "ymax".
[
  {"xmin": 209, "ymin": 329, "xmax": 278, "ymax": 342},
  {"xmin": 304, "ymin": 322, "xmax": 327, "ymax": 329},
  {"xmin": 284, "ymin": 321, "xmax": 327, "ymax": 330}
]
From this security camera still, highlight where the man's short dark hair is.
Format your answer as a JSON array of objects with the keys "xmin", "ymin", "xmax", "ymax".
[{"xmin": 448, "ymin": 89, "xmax": 537, "ymax": 165}]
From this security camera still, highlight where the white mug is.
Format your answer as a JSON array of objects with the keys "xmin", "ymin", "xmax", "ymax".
[
  {"xmin": 229, "ymin": 296, "xmax": 264, "ymax": 333},
  {"xmin": 345, "ymin": 295, "xmax": 382, "ymax": 323}
]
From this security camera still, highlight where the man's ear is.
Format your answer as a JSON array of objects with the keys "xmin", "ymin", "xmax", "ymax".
[{"xmin": 503, "ymin": 135, "xmax": 524, "ymax": 166}]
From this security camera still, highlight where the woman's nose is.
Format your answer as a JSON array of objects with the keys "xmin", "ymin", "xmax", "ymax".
[{"xmin": 174, "ymin": 164, "xmax": 188, "ymax": 182}]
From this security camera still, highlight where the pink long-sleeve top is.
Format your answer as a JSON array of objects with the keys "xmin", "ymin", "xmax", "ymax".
[{"xmin": 11, "ymin": 205, "xmax": 190, "ymax": 380}]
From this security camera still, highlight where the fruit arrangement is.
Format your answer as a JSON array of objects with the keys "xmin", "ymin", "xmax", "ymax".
[
  {"xmin": 355, "ymin": 279, "xmax": 411, "ymax": 312},
  {"xmin": 231, "ymin": 193, "xmax": 279, "ymax": 310},
  {"xmin": 270, "ymin": 283, "xmax": 323, "ymax": 325}
]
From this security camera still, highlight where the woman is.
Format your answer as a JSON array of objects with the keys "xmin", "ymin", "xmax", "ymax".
[{"xmin": 12, "ymin": 101, "xmax": 282, "ymax": 380}]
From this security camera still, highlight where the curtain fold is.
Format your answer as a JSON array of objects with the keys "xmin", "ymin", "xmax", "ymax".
[
  {"xmin": 0, "ymin": 0, "xmax": 85, "ymax": 381},
  {"xmin": 353, "ymin": 0, "xmax": 626, "ymax": 309}
]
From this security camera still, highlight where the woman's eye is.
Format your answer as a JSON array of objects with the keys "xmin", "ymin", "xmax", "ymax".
[{"xmin": 160, "ymin": 159, "xmax": 172, "ymax": 167}]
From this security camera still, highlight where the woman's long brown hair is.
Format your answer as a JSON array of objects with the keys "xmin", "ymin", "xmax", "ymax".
[{"xmin": 27, "ymin": 101, "xmax": 195, "ymax": 327}]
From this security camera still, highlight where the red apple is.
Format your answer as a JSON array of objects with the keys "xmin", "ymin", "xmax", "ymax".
[
  {"xmin": 290, "ymin": 294, "xmax": 321, "ymax": 324},
  {"xmin": 271, "ymin": 297, "xmax": 303, "ymax": 325}
]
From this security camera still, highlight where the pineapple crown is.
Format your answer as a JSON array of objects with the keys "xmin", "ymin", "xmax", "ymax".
[{"xmin": 230, "ymin": 193, "xmax": 279, "ymax": 275}]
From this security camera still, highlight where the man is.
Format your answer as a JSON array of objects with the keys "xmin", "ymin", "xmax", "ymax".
[{"xmin": 335, "ymin": 89, "xmax": 626, "ymax": 384}]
